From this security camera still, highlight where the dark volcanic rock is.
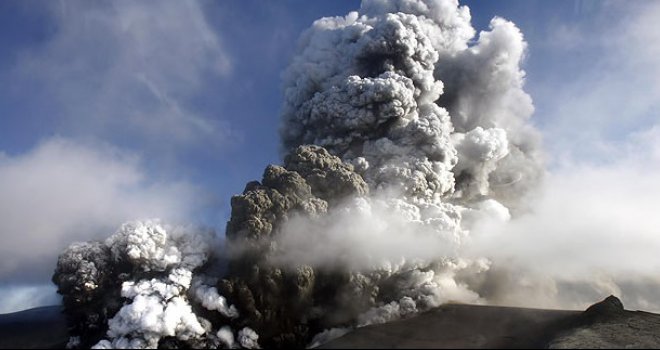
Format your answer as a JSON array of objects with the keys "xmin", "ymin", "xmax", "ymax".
[
  {"xmin": 321, "ymin": 297, "xmax": 660, "ymax": 349},
  {"xmin": 549, "ymin": 296, "xmax": 660, "ymax": 349},
  {"xmin": 582, "ymin": 295, "xmax": 625, "ymax": 320},
  {"xmin": 0, "ymin": 306, "xmax": 68, "ymax": 349}
]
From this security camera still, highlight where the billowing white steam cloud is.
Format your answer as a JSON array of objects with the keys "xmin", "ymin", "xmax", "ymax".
[
  {"xmin": 281, "ymin": 0, "xmax": 540, "ymax": 205},
  {"xmin": 54, "ymin": 220, "xmax": 256, "ymax": 349},
  {"xmin": 93, "ymin": 221, "xmax": 210, "ymax": 348},
  {"xmin": 54, "ymin": 0, "xmax": 549, "ymax": 348},
  {"xmin": 277, "ymin": 0, "xmax": 540, "ymax": 330},
  {"xmin": 192, "ymin": 282, "xmax": 239, "ymax": 319}
]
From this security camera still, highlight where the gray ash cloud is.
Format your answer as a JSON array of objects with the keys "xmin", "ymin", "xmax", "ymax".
[{"xmin": 52, "ymin": 0, "xmax": 545, "ymax": 348}]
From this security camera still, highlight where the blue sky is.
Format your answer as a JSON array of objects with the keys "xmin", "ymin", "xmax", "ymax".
[{"xmin": 0, "ymin": 0, "xmax": 659, "ymax": 313}]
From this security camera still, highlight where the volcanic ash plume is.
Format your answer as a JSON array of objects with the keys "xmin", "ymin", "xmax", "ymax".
[
  {"xmin": 281, "ymin": 0, "xmax": 541, "ymax": 208},
  {"xmin": 53, "ymin": 0, "xmax": 543, "ymax": 348},
  {"xmin": 228, "ymin": 0, "xmax": 541, "ymax": 344},
  {"xmin": 53, "ymin": 220, "xmax": 238, "ymax": 349}
]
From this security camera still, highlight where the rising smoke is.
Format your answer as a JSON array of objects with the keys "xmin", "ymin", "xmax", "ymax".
[{"xmin": 52, "ymin": 0, "xmax": 550, "ymax": 348}]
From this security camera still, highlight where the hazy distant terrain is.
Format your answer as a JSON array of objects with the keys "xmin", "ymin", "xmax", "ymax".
[{"xmin": 2, "ymin": 296, "xmax": 660, "ymax": 349}]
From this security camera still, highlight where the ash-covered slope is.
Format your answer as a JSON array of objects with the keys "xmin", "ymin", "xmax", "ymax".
[
  {"xmin": 320, "ymin": 296, "xmax": 660, "ymax": 349},
  {"xmin": 2, "ymin": 296, "xmax": 660, "ymax": 349},
  {"xmin": 549, "ymin": 296, "xmax": 660, "ymax": 349},
  {"xmin": 0, "ymin": 306, "xmax": 67, "ymax": 349}
]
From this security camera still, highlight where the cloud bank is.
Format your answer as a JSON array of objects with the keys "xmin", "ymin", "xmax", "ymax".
[
  {"xmin": 0, "ymin": 285, "xmax": 61, "ymax": 314},
  {"xmin": 0, "ymin": 137, "xmax": 202, "ymax": 286},
  {"xmin": 1, "ymin": 0, "xmax": 236, "ymax": 312},
  {"xmin": 462, "ymin": 127, "xmax": 660, "ymax": 311}
]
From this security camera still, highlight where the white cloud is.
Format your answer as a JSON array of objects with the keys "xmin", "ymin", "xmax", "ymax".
[
  {"xmin": 0, "ymin": 1, "xmax": 232, "ymax": 312},
  {"xmin": 460, "ymin": 2, "xmax": 660, "ymax": 310},
  {"xmin": 532, "ymin": 1, "xmax": 660, "ymax": 161},
  {"xmin": 0, "ymin": 285, "xmax": 60, "ymax": 314},
  {"xmin": 0, "ymin": 137, "xmax": 203, "ymax": 282},
  {"xmin": 15, "ymin": 0, "xmax": 233, "ymax": 151},
  {"xmin": 464, "ymin": 128, "xmax": 660, "ymax": 311}
]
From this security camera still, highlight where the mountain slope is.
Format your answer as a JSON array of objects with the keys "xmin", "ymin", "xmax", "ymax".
[
  {"xmin": 321, "ymin": 296, "xmax": 660, "ymax": 349},
  {"xmin": 0, "ymin": 306, "xmax": 67, "ymax": 349}
]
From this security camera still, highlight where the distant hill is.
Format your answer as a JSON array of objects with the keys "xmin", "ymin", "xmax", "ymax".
[{"xmin": 0, "ymin": 305, "xmax": 67, "ymax": 349}]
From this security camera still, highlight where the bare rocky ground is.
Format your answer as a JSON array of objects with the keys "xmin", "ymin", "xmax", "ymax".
[
  {"xmin": 321, "ymin": 296, "xmax": 660, "ymax": 349},
  {"xmin": 1, "ymin": 296, "xmax": 659, "ymax": 349},
  {"xmin": 548, "ymin": 296, "xmax": 660, "ymax": 349}
]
